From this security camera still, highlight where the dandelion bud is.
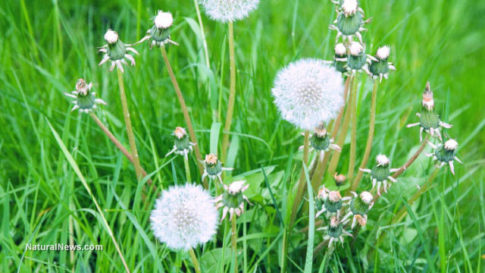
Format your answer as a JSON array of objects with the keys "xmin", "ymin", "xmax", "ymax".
[
  {"xmin": 64, "ymin": 79, "xmax": 106, "ymax": 113},
  {"xmin": 333, "ymin": 173, "xmax": 346, "ymax": 186},
  {"xmin": 202, "ymin": 154, "xmax": 232, "ymax": 183},
  {"xmin": 334, "ymin": 43, "xmax": 348, "ymax": 73},
  {"xmin": 321, "ymin": 216, "xmax": 352, "ymax": 248},
  {"xmin": 360, "ymin": 155, "xmax": 398, "ymax": 194},
  {"xmin": 376, "ymin": 46, "xmax": 390, "ymax": 60},
  {"xmin": 369, "ymin": 46, "xmax": 395, "ymax": 81},
  {"xmin": 422, "ymin": 82, "xmax": 435, "ymax": 111},
  {"xmin": 150, "ymin": 184, "xmax": 218, "ymax": 250},
  {"xmin": 444, "ymin": 139, "xmax": 458, "ymax": 150},
  {"xmin": 310, "ymin": 128, "xmax": 330, "ymax": 151},
  {"xmin": 104, "ymin": 29, "xmax": 119, "ymax": 44},
  {"xmin": 99, "ymin": 29, "xmax": 138, "ymax": 72},
  {"xmin": 272, "ymin": 59, "xmax": 345, "ymax": 130},
  {"xmin": 154, "ymin": 11, "xmax": 174, "ymax": 29},
  {"xmin": 215, "ymin": 180, "xmax": 250, "ymax": 220},
  {"xmin": 335, "ymin": 43, "xmax": 347, "ymax": 56},
  {"xmin": 428, "ymin": 138, "xmax": 461, "ymax": 175},
  {"xmin": 166, "ymin": 127, "xmax": 195, "ymax": 157},
  {"xmin": 331, "ymin": 0, "xmax": 367, "ymax": 43},
  {"xmin": 139, "ymin": 11, "xmax": 178, "ymax": 48},
  {"xmin": 347, "ymin": 42, "xmax": 367, "ymax": 71}
]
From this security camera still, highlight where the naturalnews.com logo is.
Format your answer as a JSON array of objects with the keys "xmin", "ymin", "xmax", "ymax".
[{"xmin": 25, "ymin": 243, "xmax": 103, "ymax": 251}]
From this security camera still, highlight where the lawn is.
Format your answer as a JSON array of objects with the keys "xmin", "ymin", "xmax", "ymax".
[{"xmin": 0, "ymin": 0, "xmax": 484, "ymax": 272}]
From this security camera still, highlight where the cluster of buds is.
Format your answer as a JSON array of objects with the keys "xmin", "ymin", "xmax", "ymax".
[
  {"xmin": 342, "ymin": 191, "xmax": 374, "ymax": 229},
  {"xmin": 139, "ymin": 10, "xmax": 178, "ymax": 47},
  {"xmin": 215, "ymin": 180, "xmax": 251, "ymax": 220},
  {"xmin": 99, "ymin": 29, "xmax": 138, "ymax": 72},
  {"xmin": 166, "ymin": 127, "xmax": 195, "ymax": 157},
  {"xmin": 64, "ymin": 79, "xmax": 106, "ymax": 113},
  {"xmin": 407, "ymin": 82, "xmax": 452, "ymax": 141},
  {"xmin": 359, "ymin": 154, "xmax": 399, "ymax": 195},
  {"xmin": 310, "ymin": 127, "xmax": 341, "ymax": 160},
  {"xmin": 201, "ymin": 154, "xmax": 233, "ymax": 183}
]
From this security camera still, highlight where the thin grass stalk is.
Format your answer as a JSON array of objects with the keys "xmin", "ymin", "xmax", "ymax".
[
  {"xmin": 347, "ymin": 76, "xmax": 359, "ymax": 181},
  {"xmin": 117, "ymin": 70, "xmax": 143, "ymax": 181},
  {"xmin": 192, "ymin": 0, "xmax": 210, "ymax": 68},
  {"xmin": 289, "ymin": 130, "xmax": 310, "ymax": 228},
  {"xmin": 184, "ymin": 155, "xmax": 192, "ymax": 182},
  {"xmin": 160, "ymin": 46, "xmax": 205, "ymax": 182},
  {"xmin": 231, "ymin": 216, "xmax": 238, "ymax": 273},
  {"xmin": 327, "ymin": 76, "xmax": 355, "ymax": 177},
  {"xmin": 221, "ymin": 21, "xmax": 236, "ymax": 162},
  {"xmin": 351, "ymin": 81, "xmax": 378, "ymax": 191},
  {"xmin": 189, "ymin": 248, "xmax": 202, "ymax": 273}
]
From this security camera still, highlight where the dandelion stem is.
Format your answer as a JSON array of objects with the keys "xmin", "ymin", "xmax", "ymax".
[
  {"xmin": 117, "ymin": 70, "xmax": 143, "ymax": 181},
  {"xmin": 289, "ymin": 130, "xmax": 310, "ymax": 228},
  {"xmin": 351, "ymin": 81, "xmax": 378, "ymax": 191},
  {"xmin": 221, "ymin": 21, "xmax": 236, "ymax": 163},
  {"xmin": 184, "ymin": 155, "xmax": 192, "ymax": 182},
  {"xmin": 192, "ymin": 0, "xmax": 210, "ymax": 68},
  {"xmin": 347, "ymin": 76, "xmax": 359, "ymax": 181},
  {"xmin": 188, "ymin": 248, "xmax": 202, "ymax": 273},
  {"xmin": 231, "ymin": 216, "xmax": 239, "ymax": 273},
  {"xmin": 327, "ymin": 76, "xmax": 355, "ymax": 177},
  {"xmin": 160, "ymin": 46, "xmax": 205, "ymax": 184},
  {"xmin": 89, "ymin": 113, "xmax": 150, "ymax": 180}
]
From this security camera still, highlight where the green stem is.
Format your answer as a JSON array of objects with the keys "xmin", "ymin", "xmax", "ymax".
[
  {"xmin": 347, "ymin": 77, "xmax": 358, "ymax": 181},
  {"xmin": 231, "ymin": 216, "xmax": 238, "ymax": 273},
  {"xmin": 289, "ymin": 130, "xmax": 310, "ymax": 228},
  {"xmin": 160, "ymin": 46, "xmax": 206, "ymax": 185},
  {"xmin": 351, "ymin": 80, "xmax": 378, "ymax": 191},
  {"xmin": 189, "ymin": 248, "xmax": 202, "ymax": 273},
  {"xmin": 192, "ymin": 0, "xmax": 210, "ymax": 68},
  {"xmin": 221, "ymin": 21, "xmax": 236, "ymax": 163},
  {"xmin": 184, "ymin": 155, "xmax": 192, "ymax": 183},
  {"xmin": 117, "ymin": 70, "xmax": 143, "ymax": 181}
]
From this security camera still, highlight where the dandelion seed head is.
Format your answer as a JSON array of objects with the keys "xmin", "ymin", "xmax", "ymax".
[
  {"xmin": 200, "ymin": 0, "xmax": 260, "ymax": 22},
  {"xmin": 444, "ymin": 139, "xmax": 458, "ymax": 150},
  {"xmin": 360, "ymin": 191, "xmax": 373, "ymax": 204},
  {"xmin": 349, "ymin": 41, "xmax": 363, "ymax": 56},
  {"xmin": 154, "ymin": 11, "xmax": 174, "ymax": 29},
  {"xmin": 104, "ymin": 29, "xmax": 119, "ymax": 44},
  {"xmin": 376, "ymin": 154, "xmax": 390, "ymax": 166},
  {"xmin": 376, "ymin": 46, "xmax": 390, "ymax": 60},
  {"xmin": 335, "ymin": 43, "xmax": 347, "ymax": 56},
  {"xmin": 272, "ymin": 59, "xmax": 345, "ymax": 130},
  {"xmin": 150, "ymin": 184, "xmax": 218, "ymax": 251}
]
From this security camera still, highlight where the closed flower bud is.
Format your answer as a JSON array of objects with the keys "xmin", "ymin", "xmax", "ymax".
[
  {"xmin": 369, "ymin": 46, "xmax": 395, "ymax": 81},
  {"xmin": 360, "ymin": 155, "xmax": 399, "ymax": 195},
  {"xmin": 99, "ymin": 29, "xmax": 138, "ymax": 73},
  {"xmin": 139, "ymin": 11, "xmax": 178, "ymax": 48},
  {"xmin": 333, "ymin": 173, "xmax": 346, "ymax": 187},
  {"xmin": 427, "ymin": 139, "xmax": 462, "ymax": 175},
  {"xmin": 64, "ymin": 79, "xmax": 106, "ymax": 113},
  {"xmin": 166, "ymin": 127, "xmax": 195, "ymax": 157},
  {"xmin": 202, "ymin": 154, "xmax": 232, "ymax": 183},
  {"xmin": 215, "ymin": 180, "xmax": 250, "ymax": 220}
]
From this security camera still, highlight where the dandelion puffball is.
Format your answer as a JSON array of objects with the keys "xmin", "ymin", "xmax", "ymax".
[
  {"xmin": 150, "ymin": 184, "xmax": 218, "ymax": 251},
  {"xmin": 272, "ymin": 59, "xmax": 345, "ymax": 130},
  {"xmin": 200, "ymin": 0, "xmax": 260, "ymax": 22}
]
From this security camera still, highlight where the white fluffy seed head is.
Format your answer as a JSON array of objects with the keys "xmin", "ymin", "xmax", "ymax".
[
  {"xmin": 200, "ymin": 0, "xmax": 260, "ymax": 22},
  {"xmin": 154, "ymin": 10, "xmax": 174, "ymax": 29},
  {"xmin": 349, "ymin": 42, "xmax": 363, "ymax": 56},
  {"xmin": 272, "ymin": 59, "xmax": 345, "ymax": 130},
  {"xmin": 360, "ymin": 191, "xmax": 373, "ymax": 204},
  {"xmin": 444, "ymin": 139, "xmax": 458, "ymax": 150},
  {"xmin": 376, "ymin": 46, "xmax": 390, "ymax": 60},
  {"xmin": 104, "ymin": 29, "xmax": 119, "ymax": 44},
  {"xmin": 151, "ymin": 184, "xmax": 218, "ymax": 251},
  {"xmin": 335, "ymin": 43, "xmax": 347, "ymax": 56},
  {"xmin": 376, "ymin": 154, "xmax": 390, "ymax": 166},
  {"xmin": 342, "ymin": 0, "xmax": 358, "ymax": 16}
]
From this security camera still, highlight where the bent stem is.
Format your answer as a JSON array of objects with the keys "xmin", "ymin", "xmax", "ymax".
[
  {"xmin": 117, "ymin": 70, "xmax": 143, "ymax": 181},
  {"xmin": 347, "ymin": 76, "xmax": 359, "ymax": 181},
  {"xmin": 289, "ymin": 130, "xmax": 310, "ymax": 228},
  {"xmin": 351, "ymin": 81, "xmax": 378, "ymax": 191},
  {"xmin": 160, "ymin": 46, "xmax": 205, "ymax": 183},
  {"xmin": 184, "ymin": 155, "xmax": 192, "ymax": 183},
  {"xmin": 231, "ymin": 216, "xmax": 238, "ymax": 273},
  {"xmin": 192, "ymin": 0, "xmax": 210, "ymax": 68},
  {"xmin": 221, "ymin": 21, "xmax": 236, "ymax": 162},
  {"xmin": 89, "ymin": 113, "xmax": 150, "ymax": 180},
  {"xmin": 327, "ymin": 76, "xmax": 355, "ymax": 177},
  {"xmin": 188, "ymin": 248, "xmax": 202, "ymax": 273}
]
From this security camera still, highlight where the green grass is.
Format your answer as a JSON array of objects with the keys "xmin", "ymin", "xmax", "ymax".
[{"xmin": 1, "ymin": 0, "xmax": 484, "ymax": 272}]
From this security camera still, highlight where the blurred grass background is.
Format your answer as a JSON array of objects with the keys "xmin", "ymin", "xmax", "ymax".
[{"xmin": 0, "ymin": 0, "xmax": 484, "ymax": 272}]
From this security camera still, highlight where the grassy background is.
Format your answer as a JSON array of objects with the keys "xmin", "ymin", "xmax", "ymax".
[{"xmin": 0, "ymin": 0, "xmax": 484, "ymax": 272}]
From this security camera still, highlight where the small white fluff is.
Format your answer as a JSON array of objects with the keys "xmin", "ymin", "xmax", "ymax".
[
  {"xmin": 150, "ymin": 184, "xmax": 218, "ymax": 251},
  {"xmin": 335, "ymin": 43, "xmax": 347, "ymax": 55},
  {"xmin": 349, "ymin": 41, "xmax": 363, "ymax": 56},
  {"xmin": 104, "ymin": 29, "xmax": 119, "ymax": 44},
  {"xmin": 342, "ymin": 0, "xmax": 358, "ymax": 16},
  {"xmin": 272, "ymin": 59, "xmax": 344, "ymax": 130},
  {"xmin": 360, "ymin": 191, "xmax": 373, "ymax": 204},
  {"xmin": 200, "ymin": 0, "xmax": 260, "ymax": 22},
  {"xmin": 376, "ymin": 46, "xmax": 390, "ymax": 60},
  {"xmin": 376, "ymin": 154, "xmax": 390, "ymax": 166},
  {"xmin": 444, "ymin": 139, "xmax": 458, "ymax": 150},
  {"xmin": 154, "ymin": 10, "xmax": 174, "ymax": 29}
]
